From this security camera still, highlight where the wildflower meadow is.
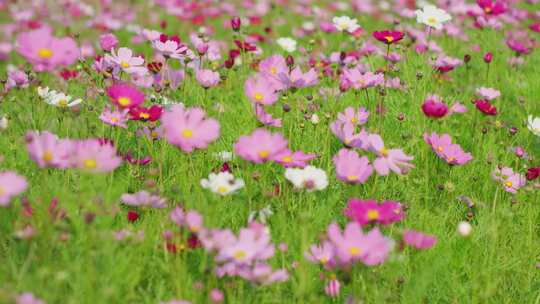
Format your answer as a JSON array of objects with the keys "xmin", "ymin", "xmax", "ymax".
[{"xmin": 1, "ymin": 0, "xmax": 540, "ymax": 303}]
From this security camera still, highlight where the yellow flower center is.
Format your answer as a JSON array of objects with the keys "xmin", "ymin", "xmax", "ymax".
[
  {"xmin": 83, "ymin": 159, "xmax": 97, "ymax": 169},
  {"xmin": 140, "ymin": 113, "xmax": 150, "ymax": 119},
  {"xmin": 380, "ymin": 148, "xmax": 389, "ymax": 157},
  {"xmin": 259, "ymin": 150, "xmax": 269, "ymax": 158},
  {"xmin": 234, "ymin": 250, "xmax": 246, "ymax": 260},
  {"xmin": 217, "ymin": 186, "xmax": 228, "ymax": 194},
  {"xmin": 43, "ymin": 150, "xmax": 53, "ymax": 162},
  {"xmin": 0, "ymin": 186, "xmax": 4, "ymax": 195},
  {"xmin": 282, "ymin": 156, "xmax": 293, "ymax": 163},
  {"xmin": 190, "ymin": 226, "xmax": 200, "ymax": 233},
  {"xmin": 349, "ymin": 246, "xmax": 361, "ymax": 256},
  {"xmin": 254, "ymin": 92, "xmax": 264, "ymax": 102},
  {"xmin": 350, "ymin": 117, "xmax": 358, "ymax": 124},
  {"xmin": 484, "ymin": 7, "xmax": 492, "ymax": 13},
  {"xmin": 58, "ymin": 99, "xmax": 68, "ymax": 107},
  {"xmin": 437, "ymin": 146, "xmax": 444, "ymax": 152},
  {"xmin": 38, "ymin": 48, "xmax": 53, "ymax": 59},
  {"xmin": 347, "ymin": 175, "xmax": 358, "ymax": 182},
  {"xmin": 447, "ymin": 157, "xmax": 455, "ymax": 162},
  {"xmin": 111, "ymin": 117, "xmax": 119, "ymax": 123},
  {"xmin": 505, "ymin": 181, "xmax": 513, "ymax": 188},
  {"xmin": 182, "ymin": 129, "xmax": 193, "ymax": 138},
  {"xmin": 150, "ymin": 131, "xmax": 159, "ymax": 138},
  {"xmin": 320, "ymin": 257, "xmax": 328, "ymax": 264},
  {"xmin": 385, "ymin": 36, "xmax": 394, "ymax": 42},
  {"xmin": 120, "ymin": 61, "xmax": 130, "ymax": 68},
  {"xmin": 367, "ymin": 209, "xmax": 379, "ymax": 220},
  {"xmin": 118, "ymin": 97, "xmax": 131, "ymax": 107},
  {"xmin": 427, "ymin": 17, "xmax": 438, "ymax": 25}
]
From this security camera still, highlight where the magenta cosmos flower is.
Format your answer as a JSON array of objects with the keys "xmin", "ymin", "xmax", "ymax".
[
  {"xmin": 475, "ymin": 99, "xmax": 497, "ymax": 116},
  {"xmin": 234, "ymin": 128, "xmax": 288, "ymax": 164},
  {"xmin": 403, "ymin": 230, "xmax": 437, "ymax": 250},
  {"xmin": 344, "ymin": 198, "xmax": 405, "ymax": 226},
  {"xmin": 161, "ymin": 105, "xmax": 220, "ymax": 153},
  {"xmin": 424, "ymin": 132, "xmax": 473, "ymax": 165},
  {"xmin": 332, "ymin": 148, "xmax": 373, "ymax": 184},
  {"xmin": 26, "ymin": 130, "xmax": 72, "ymax": 168},
  {"xmin": 71, "ymin": 139, "xmax": 123, "ymax": 173},
  {"xmin": 477, "ymin": 0, "xmax": 506, "ymax": 16},
  {"xmin": 372, "ymin": 30, "xmax": 405, "ymax": 45},
  {"xmin": 327, "ymin": 221, "xmax": 393, "ymax": 266},
  {"xmin": 367, "ymin": 134, "xmax": 414, "ymax": 175},
  {"xmin": 195, "ymin": 69, "xmax": 220, "ymax": 88},
  {"xmin": 16, "ymin": 26, "xmax": 79, "ymax": 72},
  {"xmin": 244, "ymin": 75, "xmax": 279, "ymax": 105},
  {"xmin": 492, "ymin": 167, "xmax": 526, "ymax": 194},
  {"xmin": 422, "ymin": 95, "xmax": 448, "ymax": 118},
  {"xmin": 106, "ymin": 83, "xmax": 145, "ymax": 109},
  {"xmin": 0, "ymin": 171, "xmax": 28, "ymax": 207}
]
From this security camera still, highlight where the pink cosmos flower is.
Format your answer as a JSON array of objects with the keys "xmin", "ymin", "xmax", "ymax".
[
  {"xmin": 26, "ymin": 130, "xmax": 72, "ymax": 168},
  {"xmin": 106, "ymin": 83, "xmax": 145, "ymax": 109},
  {"xmin": 6, "ymin": 66, "xmax": 29, "ymax": 91},
  {"xmin": 16, "ymin": 26, "xmax": 79, "ymax": 71},
  {"xmin": 344, "ymin": 198, "xmax": 405, "ymax": 226},
  {"xmin": 476, "ymin": 87, "xmax": 500, "ymax": 100},
  {"xmin": 424, "ymin": 132, "xmax": 473, "ymax": 165},
  {"xmin": 244, "ymin": 75, "xmax": 279, "ymax": 105},
  {"xmin": 16, "ymin": 292, "xmax": 45, "ymax": 304},
  {"xmin": 272, "ymin": 149, "xmax": 316, "ymax": 168},
  {"xmin": 337, "ymin": 106, "xmax": 369, "ymax": 126},
  {"xmin": 305, "ymin": 241, "xmax": 335, "ymax": 268},
  {"xmin": 195, "ymin": 69, "xmax": 220, "ymax": 88},
  {"xmin": 492, "ymin": 167, "xmax": 526, "ymax": 194},
  {"xmin": 367, "ymin": 134, "xmax": 414, "ymax": 175},
  {"xmin": 99, "ymin": 33, "xmax": 118, "ymax": 52},
  {"xmin": 234, "ymin": 128, "xmax": 288, "ymax": 163},
  {"xmin": 254, "ymin": 104, "xmax": 282, "ymax": 127},
  {"xmin": 105, "ymin": 47, "xmax": 147, "ymax": 75},
  {"xmin": 0, "ymin": 171, "xmax": 28, "ymax": 207},
  {"xmin": 152, "ymin": 39, "xmax": 188, "ymax": 59},
  {"xmin": 121, "ymin": 191, "xmax": 167, "ymax": 208},
  {"xmin": 403, "ymin": 230, "xmax": 437, "ymax": 249},
  {"xmin": 332, "ymin": 148, "xmax": 373, "ymax": 184},
  {"xmin": 258, "ymin": 55, "xmax": 288, "ymax": 78},
  {"xmin": 161, "ymin": 105, "xmax": 220, "ymax": 153},
  {"xmin": 216, "ymin": 226, "xmax": 275, "ymax": 266},
  {"xmin": 100, "ymin": 106, "xmax": 129, "ymax": 128},
  {"xmin": 421, "ymin": 95, "xmax": 448, "ymax": 118},
  {"xmin": 433, "ymin": 55, "xmax": 462, "ymax": 73},
  {"xmin": 327, "ymin": 221, "xmax": 393, "ymax": 265},
  {"xmin": 330, "ymin": 122, "xmax": 369, "ymax": 149},
  {"xmin": 277, "ymin": 67, "xmax": 319, "ymax": 89},
  {"xmin": 340, "ymin": 69, "xmax": 384, "ymax": 90},
  {"xmin": 170, "ymin": 207, "xmax": 204, "ymax": 232},
  {"xmin": 71, "ymin": 139, "xmax": 122, "ymax": 173},
  {"xmin": 325, "ymin": 279, "xmax": 341, "ymax": 298}
]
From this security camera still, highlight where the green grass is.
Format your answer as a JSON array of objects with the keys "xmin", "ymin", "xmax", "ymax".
[{"xmin": 1, "ymin": 2, "xmax": 540, "ymax": 303}]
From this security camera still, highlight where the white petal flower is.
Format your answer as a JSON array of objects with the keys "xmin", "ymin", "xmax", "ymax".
[
  {"xmin": 45, "ymin": 92, "xmax": 82, "ymax": 108},
  {"xmin": 527, "ymin": 115, "xmax": 540, "ymax": 136},
  {"xmin": 284, "ymin": 166, "xmax": 328, "ymax": 192},
  {"xmin": 201, "ymin": 172, "xmax": 245, "ymax": 196},
  {"xmin": 332, "ymin": 16, "xmax": 360, "ymax": 33},
  {"xmin": 276, "ymin": 37, "xmax": 297, "ymax": 53},
  {"xmin": 415, "ymin": 5, "xmax": 452, "ymax": 30}
]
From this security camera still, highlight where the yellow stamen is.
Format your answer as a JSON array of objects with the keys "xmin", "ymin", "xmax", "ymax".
[
  {"xmin": 38, "ymin": 48, "xmax": 53, "ymax": 59},
  {"xmin": 83, "ymin": 159, "xmax": 97, "ymax": 169},
  {"xmin": 437, "ymin": 146, "xmax": 444, "ymax": 152},
  {"xmin": 254, "ymin": 92, "xmax": 264, "ymax": 102},
  {"xmin": 182, "ymin": 129, "xmax": 193, "ymax": 138},
  {"xmin": 120, "ymin": 61, "xmax": 130, "ymax": 68},
  {"xmin": 58, "ymin": 99, "xmax": 68, "ymax": 107},
  {"xmin": 385, "ymin": 36, "xmax": 394, "ymax": 42},
  {"xmin": 234, "ymin": 250, "xmax": 246, "ymax": 260},
  {"xmin": 270, "ymin": 67, "xmax": 277, "ymax": 75},
  {"xmin": 505, "ymin": 181, "xmax": 513, "ymax": 188},
  {"xmin": 367, "ymin": 209, "xmax": 379, "ymax": 220},
  {"xmin": 349, "ymin": 246, "xmax": 361, "ymax": 256},
  {"xmin": 140, "ymin": 113, "xmax": 150, "ymax": 119},
  {"xmin": 380, "ymin": 148, "xmax": 389, "ymax": 157},
  {"xmin": 217, "ymin": 186, "xmax": 228, "ymax": 194},
  {"xmin": 118, "ymin": 97, "xmax": 131, "ymax": 107},
  {"xmin": 259, "ymin": 150, "xmax": 269, "ymax": 158},
  {"xmin": 347, "ymin": 175, "xmax": 358, "ymax": 182},
  {"xmin": 43, "ymin": 151, "xmax": 53, "ymax": 162},
  {"xmin": 282, "ymin": 156, "xmax": 293, "ymax": 163},
  {"xmin": 427, "ymin": 17, "xmax": 438, "ymax": 25}
]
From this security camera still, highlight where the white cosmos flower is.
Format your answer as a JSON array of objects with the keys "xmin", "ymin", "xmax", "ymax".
[
  {"xmin": 37, "ymin": 86, "xmax": 56, "ymax": 99},
  {"xmin": 332, "ymin": 16, "xmax": 360, "ymax": 33},
  {"xmin": 45, "ymin": 92, "xmax": 82, "ymax": 108},
  {"xmin": 284, "ymin": 166, "xmax": 328, "ymax": 192},
  {"xmin": 200, "ymin": 172, "xmax": 245, "ymax": 196},
  {"xmin": 276, "ymin": 37, "xmax": 297, "ymax": 53},
  {"xmin": 415, "ymin": 5, "xmax": 452, "ymax": 30},
  {"xmin": 527, "ymin": 115, "xmax": 540, "ymax": 136}
]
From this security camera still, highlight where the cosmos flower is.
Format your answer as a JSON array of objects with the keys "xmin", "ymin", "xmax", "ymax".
[
  {"xmin": 152, "ymin": 38, "xmax": 188, "ymax": 59},
  {"xmin": 100, "ymin": 107, "xmax": 130, "ymax": 128},
  {"xmin": 492, "ymin": 167, "xmax": 526, "ymax": 194},
  {"xmin": 332, "ymin": 16, "xmax": 360, "ymax": 33},
  {"xmin": 433, "ymin": 55, "xmax": 462, "ymax": 73},
  {"xmin": 340, "ymin": 69, "xmax": 384, "ymax": 90},
  {"xmin": 105, "ymin": 47, "xmax": 147, "ymax": 75},
  {"xmin": 121, "ymin": 191, "xmax": 167, "ymax": 208},
  {"xmin": 277, "ymin": 67, "xmax": 319, "ymax": 89},
  {"xmin": 71, "ymin": 139, "xmax": 122, "ymax": 173},
  {"xmin": 161, "ymin": 105, "xmax": 220, "ymax": 153},
  {"xmin": 107, "ymin": 83, "xmax": 145, "ymax": 109},
  {"xmin": 16, "ymin": 292, "xmax": 45, "ymax": 304},
  {"xmin": 254, "ymin": 104, "xmax": 282, "ymax": 127},
  {"xmin": 26, "ymin": 130, "xmax": 72, "ymax": 168},
  {"xmin": 234, "ymin": 129, "xmax": 288, "ymax": 164},
  {"xmin": 258, "ymin": 55, "xmax": 288, "ymax": 78},
  {"xmin": 421, "ymin": 95, "xmax": 448, "ymax": 118},
  {"xmin": 42, "ymin": 91, "xmax": 82, "ymax": 108},
  {"xmin": 477, "ymin": 0, "xmax": 507, "ymax": 16},
  {"xmin": 272, "ymin": 149, "xmax": 316, "ymax": 168},
  {"xmin": 372, "ymin": 30, "xmax": 405, "ymax": 45},
  {"xmin": 475, "ymin": 99, "xmax": 497, "ymax": 116},
  {"xmin": 244, "ymin": 75, "xmax": 279, "ymax": 105},
  {"xmin": 476, "ymin": 87, "xmax": 501, "ymax": 100},
  {"xmin": 276, "ymin": 37, "xmax": 297, "ymax": 53},
  {"xmin": 305, "ymin": 241, "xmax": 335, "ymax": 268},
  {"xmin": 129, "ymin": 105, "xmax": 163, "ymax": 122},
  {"xmin": 527, "ymin": 115, "xmax": 540, "ymax": 136},
  {"xmin": 337, "ymin": 107, "xmax": 369, "ymax": 126},
  {"xmin": 403, "ymin": 230, "xmax": 437, "ymax": 249},
  {"xmin": 367, "ymin": 134, "xmax": 414, "ymax": 175},
  {"xmin": 424, "ymin": 132, "xmax": 473, "ymax": 165},
  {"xmin": 415, "ymin": 5, "xmax": 452, "ymax": 30},
  {"xmin": 0, "ymin": 171, "xmax": 28, "ymax": 207},
  {"xmin": 200, "ymin": 172, "xmax": 245, "ymax": 196},
  {"xmin": 284, "ymin": 166, "xmax": 328, "ymax": 192},
  {"xmin": 196, "ymin": 69, "xmax": 220, "ymax": 88},
  {"xmin": 330, "ymin": 121, "xmax": 369, "ymax": 149},
  {"xmin": 15, "ymin": 26, "xmax": 79, "ymax": 71},
  {"xmin": 99, "ymin": 33, "xmax": 118, "ymax": 51},
  {"xmin": 344, "ymin": 198, "xmax": 405, "ymax": 226},
  {"xmin": 332, "ymin": 148, "xmax": 373, "ymax": 184}
]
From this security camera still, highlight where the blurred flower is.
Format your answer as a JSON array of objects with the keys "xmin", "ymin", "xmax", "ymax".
[
  {"xmin": 403, "ymin": 230, "xmax": 437, "ymax": 249},
  {"xmin": 332, "ymin": 16, "xmax": 360, "ymax": 33},
  {"xmin": 276, "ymin": 37, "xmax": 297, "ymax": 53},
  {"xmin": 121, "ymin": 191, "xmax": 167, "ymax": 208},
  {"xmin": 457, "ymin": 221, "xmax": 472, "ymax": 237},
  {"xmin": 234, "ymin": 129, "xmax": 288, "ymax": 163},
  {"xmin": 0, "ymin": 171, "xmax": 27, "ymax": 207},
  {"xmin": 200, "ymin": 172, "xmax": 245, "ymax": 196},
  {"xmin": 415, "ymin": 5, "xmax": 451, "ymax": 30},
  {"xmin": 333, "ymin": 148, "xmax": 373, "ymax": 184},
  {"xmin": 284, "ymin": 166, "xmax": 328, "ymax": 192}
]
